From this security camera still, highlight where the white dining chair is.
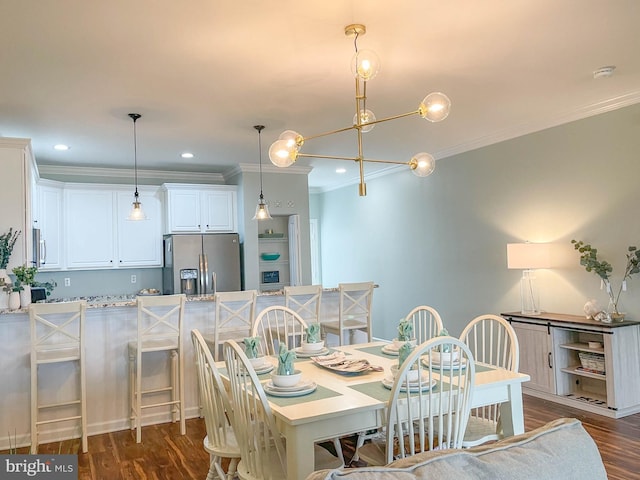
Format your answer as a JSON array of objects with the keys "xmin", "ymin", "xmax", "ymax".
[
  {"xmin": 203, "ymin": 290, "xmax": 257, "ymax": 361},
  {"xmin": 352, "ymin": 304, "xmax": 445, "ymax": 462},
  {"xmin": 29, "ymin": 300, "xmax": 88, "ymax": 453},
  {"xmin": 322, "ymin": 282, "xmax": 374, "ymax": 346},
  {"xmin": 223, "ymin": 340, "xmax": 343, "ymax": 479},
  {"xmin": 356, "ymin": 336, "xmax": 476, "ymax": 465},
  {"xmin": 459, "ymin": 314, "xmax": 519, "ymax": 447},
  {"xmin": 251, "ymin": 305, "xmax": 308, "ymax": 355},
  {"xmin": 129, "ymin": 294, "xmax": 186, "ymax": 443},
  {"xmin": 405, "ymin": 305, "xmax": 444, "ymax": 344},
  {"xmin": 191, "ymin": 329, "xmax": 241, "ymax": 480}
]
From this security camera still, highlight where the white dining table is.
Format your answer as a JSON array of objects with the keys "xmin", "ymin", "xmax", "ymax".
[{"xmin": 221, "ymin": 341, "xmax": 530, "ymax": 480}]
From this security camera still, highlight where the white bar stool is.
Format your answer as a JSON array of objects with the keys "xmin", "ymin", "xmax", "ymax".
[
  {"xmin": 128, "ymin": 294, "xmax": 186, "ymax": 443},
  {"xmin": 29, "ymin": 300, "xmax": 88, "ymax": 453}
]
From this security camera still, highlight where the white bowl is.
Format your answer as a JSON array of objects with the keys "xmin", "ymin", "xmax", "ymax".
[
  {"xmin": 271, "ymin": 370, "xmax": 302, "ymax": 387},
  {"xmin": 392, "ymin": 338, "xmax": 417, "ymax": 350},
  {"xmin": 390, "ymin": 365, "xmax": 422, "ymax": 383},
  {"xmin": 431, "ymin": 349, "xmax": 460, "ymax": 364},
  {"xmin": 301, "ymin": 340, "xmax": 325, "ymax": 353}
]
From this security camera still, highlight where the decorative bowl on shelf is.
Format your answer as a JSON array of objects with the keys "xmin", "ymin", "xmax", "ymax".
[{"xmin": 261, "ymin": 252, "xmax": 281, "ymax": 261}]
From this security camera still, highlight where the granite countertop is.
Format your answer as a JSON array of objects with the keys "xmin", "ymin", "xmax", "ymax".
[{"xmin": 0, "ymin": 287, "xmax": 341, "ymax": 314}]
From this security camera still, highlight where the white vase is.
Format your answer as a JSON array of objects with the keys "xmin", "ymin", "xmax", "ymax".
[
  {"xmin": 20, "ymin": 285, "xmax": 31, "ymax": 308},
  {"xmin": 8, "ymin": 291, "xmax": 20, "ymax": 310},
  {"xmin": 0, "ymin": 291, "xmax": 8, "ymax": 310}
]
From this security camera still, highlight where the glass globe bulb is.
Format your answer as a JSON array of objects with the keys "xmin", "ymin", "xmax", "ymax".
[
  {"xmin": 278, "ymin": 130, "xmax": 304, "ymax": 149},
  {"xmin": 351, "ymin": 49, "xmax": 381, "ymax": 81},
  {"xmin": 419, "ymin": 92, "xmax": 451, "ymax": 122},
  {"xmin": 410, "ymin": 152, "xmax": 436, "ymax": 177},
  {"xmin": 353, "ymin": 109, "xmax": 376, "ymax": 133},
  {"xmin": 269, "ymin": 139, "xmax": 298, "ymax": 168}
]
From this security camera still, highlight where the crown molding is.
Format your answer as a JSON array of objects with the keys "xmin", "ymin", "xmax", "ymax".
[
  {"xmin": 37, "ymin": 164, "xmax": 226, "ymax": 184},
  {"xmin": 230, "ymin": 163, "xmax": 313, "ymax": 176}
]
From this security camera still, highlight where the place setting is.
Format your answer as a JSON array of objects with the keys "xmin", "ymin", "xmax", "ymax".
[
  {"xmin": 382, "ymin": 318, "xmax": 417, "ymax": 356},
  {"xmin": 421, "ymin": 348, "xmax": 467, "ymax": 371},
  {"xmin": 293, "ymin": 323, "xmax": 331, "ymax": 357},
  {"xmin": 243, "ymin": 337, "xmax": 274, "ymax": 375},
  {"xmin": 264, "ymin": 345, "xmax": 317, "ymax": 397},
  {"xmin": 381, "ymin": 342, "xmax": 437, "ymax": 392}
]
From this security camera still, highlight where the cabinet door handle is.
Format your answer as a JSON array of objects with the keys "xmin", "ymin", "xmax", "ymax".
[{"xmin": 548, "ymin": 352, "xmax": 553, "ymax": 369}]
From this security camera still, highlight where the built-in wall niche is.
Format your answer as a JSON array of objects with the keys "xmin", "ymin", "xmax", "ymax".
[{"xmin": 257, "ymin": 216, "xmax": 291, "ymax": 292}]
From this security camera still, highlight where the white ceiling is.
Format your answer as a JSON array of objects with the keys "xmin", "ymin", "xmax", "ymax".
[{"xmin": 2, "ymin": 1, "xmax": 640, "ymax": 192}]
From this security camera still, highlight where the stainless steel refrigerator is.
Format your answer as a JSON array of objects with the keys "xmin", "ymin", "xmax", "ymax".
[{"xmin": 162, "ymin": 233, "xmax": 241, "ymax": 295}]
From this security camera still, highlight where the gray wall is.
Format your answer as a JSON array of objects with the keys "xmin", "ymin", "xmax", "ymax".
[{"xmin": 312, "ymin": 104, "xmax": 640, "ymax": 339}]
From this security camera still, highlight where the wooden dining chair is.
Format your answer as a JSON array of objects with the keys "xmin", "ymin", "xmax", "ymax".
[
  {"xmin": 356, "ymin": 336, "xmax": 476, "ymax": 465},
  {"xmin": 322, "ymin": 281, "xmax": 374, "ymax": 346},
  {"xmin": 284, "ymin": 284, "xmax": 322, "ymax": 324},
  {"xmin": 191, "ymin": 329, "xmax": 241, "ymax": 480},
  {"xmin": 405, "ymin": 305, "xmax": 444, "ymax": 344},
  {"xmin": 459, "ymin": 314, "xmax": 519, "ymax": 447},
  {"xmin": 223, "ymin": 340, "xmax": 343, "ymax": 479}
]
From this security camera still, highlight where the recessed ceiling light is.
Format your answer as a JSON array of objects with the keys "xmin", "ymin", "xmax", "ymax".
[
  {"xmin": 336, "ymin": 168, "xmax": 346, "ymax": 174},
  {"xmin": 53, "ymin": 144, "xmax": 69, "ymax": 151},
  {"xmin": 593, "ymin": 66, "xmax": 616, "ymax": 79},
  {"xmin": 181, "ymin": 152, "xmax": 194, "ymax": 159}
]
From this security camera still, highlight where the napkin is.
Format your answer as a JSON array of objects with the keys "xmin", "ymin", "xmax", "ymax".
[
  {"xmin": 397, "ymin": 319, "xmax": 414, "ymax": 341},
  {"xmin": 437, "ymin": 328, "xmax": 452, "ymax": 353},
  {"xmin": 243, "ymin": 336, "xmax": 260, "ymax": 359},
  {"xmin": 398, "ymin": 342, "xmax": 415, "ymax": 367},
  {"xmin": 277, "ymin": 344, "xmax": 297, "ymax": 375},
  {"xmin": 305, "ymin": 322, "xmax": 321, "ymax": 343}
]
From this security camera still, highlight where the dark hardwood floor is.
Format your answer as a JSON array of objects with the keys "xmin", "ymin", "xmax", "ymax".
[{"xmin": 4, "ymin": 395, "xmax": 639, "ymax": 479}]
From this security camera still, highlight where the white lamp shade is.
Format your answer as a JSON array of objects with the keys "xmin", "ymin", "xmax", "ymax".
[{"xmin": 507, "ymin": 243, "xmax": 551, "ymax": 270}]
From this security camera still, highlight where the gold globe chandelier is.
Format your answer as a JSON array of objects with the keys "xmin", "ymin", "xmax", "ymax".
[{"xmin": 268, "ymin": 24, "xmax": 451, "ymax": 196}]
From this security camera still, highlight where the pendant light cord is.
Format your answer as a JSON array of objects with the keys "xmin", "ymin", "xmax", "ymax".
[
  {"xmin": 255, "ymin": 125, "xmax": 265, "ymax": 199},
  {"xmin": 129, "ymin": 113, "xmax": 142, "ymax": 198}
]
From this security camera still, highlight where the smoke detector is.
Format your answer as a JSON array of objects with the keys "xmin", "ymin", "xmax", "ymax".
[{"xmin": 593, "ymin": 66, "xmax": 616, "ymax": 79}]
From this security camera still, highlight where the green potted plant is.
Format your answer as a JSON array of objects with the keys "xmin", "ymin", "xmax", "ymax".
[
  {"xmin": 571, "ymin": 240, "xmax": 640, "ymax": 320},
  {"xmin": 12, "ymin": 264, "xmax": 38, "ymax": 307},
  {"xmin": 0, "ymin": 228, "xmax": 21, "ymax": 279}
]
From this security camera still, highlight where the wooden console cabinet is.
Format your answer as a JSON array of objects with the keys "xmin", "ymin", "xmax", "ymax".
[{"xmin": 502, "ymin": 312, "xmax": 640, "ymax": 418}]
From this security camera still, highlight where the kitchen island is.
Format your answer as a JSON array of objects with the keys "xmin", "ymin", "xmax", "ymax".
[{"xmin": 0, "ymin": 289, "xmax": 344, "ymax": 449}]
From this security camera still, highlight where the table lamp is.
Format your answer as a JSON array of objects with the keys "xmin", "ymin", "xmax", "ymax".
[{"xmin": 507, "ymin": 243, "xmax": 551, "ymax": 315}]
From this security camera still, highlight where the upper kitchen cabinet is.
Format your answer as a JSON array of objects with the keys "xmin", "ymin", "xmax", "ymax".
[
  {"xmin": 0, "ymin": 138, "xmax": 36, "ymax": 271},
  {"xmin": 65, "ymin": 185, "xmax": 163, "ymax": 269},
  {"xmin": 33, "ymin": 180, "xmax": 64, "ymax": 270},
  {"xmin": 163, "ymin": 184, "xmax": 237, "ymax": 233}
]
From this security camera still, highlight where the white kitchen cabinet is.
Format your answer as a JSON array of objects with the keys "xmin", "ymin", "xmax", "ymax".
[
  {"xmin": 65, "ymin": 185, "xmax": 163, "ymax": 269},
  {"xmin": 34, "ymin": 181, "xmax": 64, "ymax": 270},
  {"xmin": 65, "ymin": 187, "xmax": 115, "ymax": 268},
  {"xmin": 504, "ymin": 311, "xmax": 640, "ymax": 418},
  {"xmin": 116, "ymin": 190, "xmax": 162, "ymax": 267},
  {"xmin": 163, "ymin": 184, "xmax": 237, "ymax": 233},
  {"xmin": 0, "ymin": 138, "xmax": 36, "ymax": 270}
]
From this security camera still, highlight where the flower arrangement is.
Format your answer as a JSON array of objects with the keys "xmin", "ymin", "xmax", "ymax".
[
  {"xmin": 571, "ymin": 240, "xmax": 640, "ymax": 317},
  {"xmin": 0, "ymin": 228, "xmax": 21, "ymax": 270}
]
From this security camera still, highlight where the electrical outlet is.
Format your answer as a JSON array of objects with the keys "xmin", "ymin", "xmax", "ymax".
[
  {"xmin": 131, "ymin": 275, "xmax": 137, "ymax": 284},
  {"xmin": 64, "ymin": 278, "xmax": 71, "ymax": 287}
]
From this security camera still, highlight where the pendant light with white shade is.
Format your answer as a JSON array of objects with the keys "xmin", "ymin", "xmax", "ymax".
[
  {"xmin": 252, "ymin": 124, "xmax": 272, "ymax": 220},
  {"xmin": 127, "ymin": 113, "xmax": 146, "ymax": 221}
]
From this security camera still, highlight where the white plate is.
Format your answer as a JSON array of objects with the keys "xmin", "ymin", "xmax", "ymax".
[
  {"xmin": 381, "ymin": 345, "xmax": 400, "ymax": 356},
  {"xmin": 294, "ymin": 346, "xmax": 331, "ymax": 358},
  {"xmin": 254, "ymin": 363, "xmax": 275, "ymax": 375},
  {"xmin": 264, "ymin": 381, "xmax": 317, "ymax": 397},
  {"xmin": 421, "ymin": 357, "xmax": 467, "ymax": 370},
  {"xmin": 381, "ymin": 376, "xmax": 437, "ymax": 392},
  {"xmin": 265, "ymin": 378, "xmax": 315, "ymax": 392}
]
